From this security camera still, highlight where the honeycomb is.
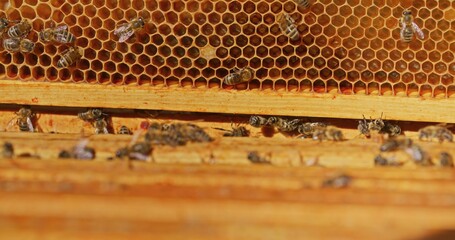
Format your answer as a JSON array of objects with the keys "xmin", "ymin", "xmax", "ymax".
[{"xmin": 0, "ymin": 0, "xmax": 454, "ymax": 97}]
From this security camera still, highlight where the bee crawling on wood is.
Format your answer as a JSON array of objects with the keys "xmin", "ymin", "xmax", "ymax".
[
  {"xmin": 1, "ymin": 142, "xmax": 14, "ymax": 158},
  {"xmin": 57, "ymin": 46, "xmax": 82, "ymax": 68},
  {"xmin": 7, "ymin": 107, "xmax": 35, "ymax": 132},
  {"xmin": 418, "ymin": 124, "xmax": 453, "ymax": 143},
  {"xmin": 214, "ymin": 123, "xmax": 250, "ymax": 137},
  {"xmin": 399, "ymin": 9, "xmax": 424, "ymax": 43},
  {"xmin": 247, "ymin": 151, "xmax": 271, "ymax": 164},
  {"xmin": 358, "ymin": 114, "xmax": 401, "ymax": 137},
  {"xmin": 379, "ymin": 136, "xmax": 413, "ymax": 152},
  {"xmin": 313, "ymin": 125, "xmax": 343, "ymax": 141},
  {"xmin": 223, "ymin": 67, "xmax": 254, "ymax": 85},
  {"xmin": 277, "ymin": 13, "xmax": 299, "ymax": 41},
  {"xmin": 116, "ymin": 142, "xmax": 153, "ymax": 161},
  {"xmin": 180, "ymin": 123, "xmax": 214, "ymax": 143},
  {"xmin": 114, "ymin": 17, "xmax": 146, "ymax": 43},
  {"xmin": 78, "ymin": 108, "xmax": 105, "ymax": 122},
  {"xmin": 374, "ymin": 154, "xmax": 402, "ymax": 167},
  {"xmin": 267, "ymin": 117, "xmax": 300, "ymax": 132},
  {"xmin": 297, "ymin": 122, "xmax": 327, "ymax": 138},
  {"xmin": 405, "ymin": 144, "xmax": 432, "ymax": 166},
  {"xmin": 39, "ymin": 23, "xmax": 75, "ymax": 44},
  {"xmin": 93, "ymin": 118, "xmax": 109, "ymax": 134},
  {"xmin": 249, "ymin": 115, "xmax": 269, "ymax": 128},
  {"xmin": 3, "ymin": 37, "xmax": 35, "ymax": 53},
  {"xmin": 118, "ymin": 125, "xmax": 132, "ymax": 135},
  {"xmin": 439, "ymin": 152, "xmax": 454, "ymax": 168},
  {"xmin": 7, "ymin": 19, "xmax": 31, "ymax": 38},
  {"xmin": 59, "ymin": 138, "xmax": 95, "ymax": 160},
  {"xmin": 116, "ymin": 130, "xmax": 153, "ymax": 161},
  {"xmin": 322, "ymin": 174, "xmax": 352, "ymax": 188}
]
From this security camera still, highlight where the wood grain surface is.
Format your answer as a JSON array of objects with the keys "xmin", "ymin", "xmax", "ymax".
[{"xmin": 1, "ymin": 80, "xmax": 455, "ymax": 123}]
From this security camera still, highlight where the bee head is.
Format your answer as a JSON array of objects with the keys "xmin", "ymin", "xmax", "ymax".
[
  {"xmin": 403, "ymin": 9, "xmax": 412, "ymax": 15},
  {"xmin": 138, "ymin": 17, "xmax": 145, "ymax": 27}
]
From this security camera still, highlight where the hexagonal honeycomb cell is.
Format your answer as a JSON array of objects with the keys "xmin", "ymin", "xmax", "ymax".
[{"xmin": 0, "ymin": 0, "xmax": 453, "ymax": 97}]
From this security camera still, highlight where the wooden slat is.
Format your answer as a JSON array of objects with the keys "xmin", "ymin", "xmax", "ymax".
[
  {"xmin": 1, "ymin": 132, "xmax": 454, "ymax": 168},
  {"xmin": 1, "ymin": 80, "xmax": 455, "ymax": 122},
  {"xmin": 0, "ymin": 163, "xmax": 455, "ymax": 240}
]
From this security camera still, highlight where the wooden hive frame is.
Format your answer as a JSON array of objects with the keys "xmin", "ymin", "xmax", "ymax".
[{"xmin": 0, "ymin": 0, "xmax": 455, "ymax": 239}]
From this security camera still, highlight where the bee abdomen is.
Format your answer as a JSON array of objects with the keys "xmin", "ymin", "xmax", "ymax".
[
  {"xmin": 295, "ymin": 0, "xmax": 310, "ymax": 8},
  {"xmin": 224, "ymin": 73, "xmax": 241, "ymax": 85}
]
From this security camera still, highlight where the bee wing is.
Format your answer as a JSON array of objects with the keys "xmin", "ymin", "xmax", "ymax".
[
  {"xmin": 113, "ymin": 25, "xmax": 127, "ymax": 35},
  {"xmin": 26, "ymin": 117, "xmax": 34, "ymax": 132},
  {"xmin": 118, "ymin": 30, "xmax": 134, "ymax": 43},
  {"xmin": 54, "ymin": 25, "xmax": 68, "ymax": 31},
  {"xmin": 6, "ymin": 116, "xmax": 17, "ymax": 131},
  {"xmin": 411, "ymin": 22, "xmax": 424, "ymax": 39}
]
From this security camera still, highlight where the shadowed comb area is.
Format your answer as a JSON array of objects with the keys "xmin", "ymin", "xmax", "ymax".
[{"xmin": 0, "ymin": 0, "xmax": 453, "ymax": 96}]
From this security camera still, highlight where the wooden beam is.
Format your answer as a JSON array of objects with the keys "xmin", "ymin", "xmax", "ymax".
[{"xmin": 1, "ymin": 80, "xmax": 454, "ymax": 122}]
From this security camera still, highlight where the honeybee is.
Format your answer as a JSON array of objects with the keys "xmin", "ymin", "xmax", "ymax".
[
  {"xmin": 78, "ymin": 108, "xmax": 104, "ymax": 122},
  {"xmin": 214, "ymin": 123, "xmax": 250, "ymax": 137},
  {"xmin": 3, "ymin": 37, "xmax": 35, "ymax": 53},
  {"xmin": 418, "ymin": 125, "xmax": 453, "ymax": 143},
  {"xmin": 247, "ymin": 151, "xmax": 271, "ymax": 164},
  {"xmin": 322, "ymin": 174, "xmax": 351, "ymax": 188},
  {"xmin": 1, "ymin": 142, "xmax": 14, "ymax": 158},
  {"xmin": 399, "ymin": 9, "xmax": 424, "ymax": 43},
  {"xmin": 59, "ymin": 138, "xmax": 95, "ymax": 160},
  {"xmin": 7, "ymin": 19, "xmax": 31, "ymax": 38},
  {"xmin": 144, "ymin": 122, "xmax": 185, "ymax": 146},
  {"xmin": 297, "ymin": 122, "xmax": 327, "ymax": 138},
  {"xmin": 180, "ymin": 123, "xmax": 213, "ymax": 143},
  {"xmin": 358, "ymin": 114, "xmax": 400, "ymax": 137},
  {"xmin": 267, "ymin": 117, "xmax": 300, "ymax": 132},
  {"xmin": 249, "ymin": 115, "xmax": 268, "ymax": 128},
  {"xmin": 118, "ymin": 125, "xmax": 132, "ymax": 135},
  {"xmin": 39, "ymin": 24, "xmax": 75, "ymax": 44},
  {"xmin": 128, "ymin": 142, "xmax": 153, "ymax": 161},
  {"xmin": 277, "ymin": 13, "xmax": 299, "ymax": 41},
  {"xmin": 115, "ymin": 143, "xmax": 152, "ymax": 161},
  {"xmin": 0, "ymin": 17, "xmax": 18, "ymax": 34},
  {"xmin": 114, "ymin": 17, "xmax": 146, "ymax": 43},
  {"xmin": 94, "ymin": 118, "xmax": 109, "ymax": 134},
  {"xmin": 223, "ymin": 67, "xmax": 254, "ymax": 85},
  {"xmin": 374, "ymin": 154, "xmax": 402, "ymax": 166},
  {"xmin": 57, "ymin": 46, "xmax": 82, "ymax": 68},
  {"xmin": 313, "ymin": 125, "xmax": 343, "ymax": 141},
  {"xmin": 439, "ymin": 152, "xmax": 453, "ymax": 168},
  {"xmin": 8, "ymin": 107, "xmax": 35, "ymax": 132},
  {"xmin": 380, "ymin": 122, "xmax": 401, "ymax": 137},
  {"xmin": 357, "ymin": 115, "xmax": 371, "ymax": 137},
  {"xmin": 294, "ymin": 0, "xmax": 311, "ymax": 9},
  {"xmin": 405, "ymin": 144, "xmax": 432, "ymax": 166},
  {"xmin": 379, "ymin": 137, "xmax": 413, "ymax": 152}
]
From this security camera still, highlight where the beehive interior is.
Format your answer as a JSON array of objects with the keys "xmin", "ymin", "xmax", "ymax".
[{"xmin": 0, "ymin": 0, "xmax": 454, "ymax": 97}]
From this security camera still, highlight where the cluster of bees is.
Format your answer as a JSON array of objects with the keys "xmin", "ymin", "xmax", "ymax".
[
  {"xmin": 223, "ymin": 1, "xmax": 424, "ymax": 86},
  {"xmin": 375, "ymin": 125, "xmax": 454, "ymax": 167},
  {"xmin": 0, "ymin": 17, "xmax": 81, "ymax": 68},
  {"xmin": 0, "ymin": 15, "xmax": 145, "ymax": 69},
  {"xmin": 4, "ymin": 106, "xmax": 454, "ymax": 169},
  {"xmin": 249, "ymin": 115, "xmax": 343, "ymax": 141}
]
